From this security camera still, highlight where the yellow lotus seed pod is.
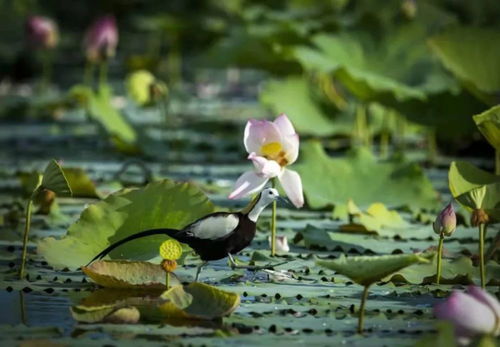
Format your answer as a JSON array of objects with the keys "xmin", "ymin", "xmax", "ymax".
[{"xmin": 159, "ymin": 239, "xmax": 183, "ymax": 260}]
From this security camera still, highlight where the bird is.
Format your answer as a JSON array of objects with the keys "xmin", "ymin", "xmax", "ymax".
[{"xmin": 87, "ymin": 187, "xmax": 289, "ymax": 281}]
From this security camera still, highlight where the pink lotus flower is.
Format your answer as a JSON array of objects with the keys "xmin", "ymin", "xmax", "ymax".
[
  {"xmin": 433, "ymin": 203, "xmax": 457, "ymax": 236},
  {"xmin": 229, "ymin": 114, "xmax": 304, "ymax": 208},
  {"xmin": 84, "ymin": 15, "xmax": 118, "ymax": 62},
  {"xmin": 434, "ymin": 286, "xmax": 500, "ymax": 342},
  {"xmin": 26, "ymin": 16, "xmax": 58, "ymax": 49}
]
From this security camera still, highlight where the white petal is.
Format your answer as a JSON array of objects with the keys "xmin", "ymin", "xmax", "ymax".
[
  {"xmin": 274, "ymin": 113, "xmax": 296, "ymax": 136},
  {"xmin": 244, "ymin": 119, "xmax": 282, "ymax": 154},
  {"xmin": 248, "ymin": 153, "xmax": 281, "ymax": 179},
  {"xmin": 282, "ymin": 134, "xmax": 299, "ymax": 165},
  {"xmin": 278, "ymin": 169, "xmax": 304, "ymax": 208},
  {"xmin": 228, "ymin": 171, "xmax": 269, "ymax": 200}
]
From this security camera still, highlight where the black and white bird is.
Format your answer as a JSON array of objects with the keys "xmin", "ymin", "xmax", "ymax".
[{"xmin": 87, "ymin": 188, "xmax": 287, "ymax": 281}]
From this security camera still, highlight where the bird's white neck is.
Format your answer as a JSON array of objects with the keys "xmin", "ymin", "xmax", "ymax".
[{"xmin": 247, "ymin": 196, "xmax": 271, "ymax": 222}]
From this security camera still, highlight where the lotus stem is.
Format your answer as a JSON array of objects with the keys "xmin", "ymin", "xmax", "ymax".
[
  {"xmin": 436, "ymin": 233, "xmax": 444, "ymax": 284},
  {"xmin": 166, "ymin": 272, "xmax": 170, "ymax": 290},
  {"xmin": 396, "ymin": 115, "xmax": 406, "ymax": 152},
  {"xmin": 427, "ymin": 127, "xmax": 437, "ymax": 165},
  {"xmin": 270, "ymin": 178, "xmax": 277, "ymax": 256},
  {"xmin": 83, "ymin": 60, "xmax": 94, "ymax": 87},
  {"xmin": 358, "ymin": 285, "xmax": 370, "ymax": 334},
  {"xmin": 99, "ymin": 61, "xmax": 108, "ymax": 89},
  {"xmin": 354, "ymin": 105, "xmax": 370, "ymax": 148},
  {"xmin": 380, "ymin": 112, "xmax": 390, "ymax": 159},
  {"xmin": 479, "ymin": 223, "xmax": 486, "ymax": 288},
  {"xmin": 168, "ymin": 34, "xmax": 181, "ymax": 86},
  {"xmin": 19, "ymin": 199, "xmax": 34, "ymax": 280},
  {"xmin": 495, "ymin": 149, "xmax": 500, "ymax": 175},
  {"xmin": 40, "ymin": 50, "xmax": 52, "ymax": 92}
]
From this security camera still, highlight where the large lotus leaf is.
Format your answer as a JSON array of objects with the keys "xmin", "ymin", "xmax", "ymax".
[
  {"xmin": 429, "ymin": 27, "xmax": 500, "ymax": 102},
  {"xmin": 38, "ymin": 179, "xmax": 216, "ymax": 270},
  {"xmin": 259, "ymin": 76, "xmax": 352, "ymax": 136},
  {"xmin": 159, "ymin": 283, "xmax": 240, "ymax": 320},
  {"xmin": 316, "ymin": 253, "xmax": 431, "ymax": 286},
  {"xmin": 448, "ymin": 161, "xmax": 500, "ymax": 218},
  {"xmin": 473, "ymin": 105, "xmax": 500, "ymax": 150},
  {"xmin": 385, "ymin": 255, "xmax": 499, "ymax": 285},
  {"xmin": 293, "ymin": 25, "xmax": 444, "ymax": 103},
  {"xmin": 295, "ymin": 141, "xmax": 439, "ymax": 210},
  {"xmin": 81, "ymin": 260, "xmax": 180, "ymax": 289},
  {"xmin": 40, "ymin": 160, "xmax": 72, "ymax": 197}
]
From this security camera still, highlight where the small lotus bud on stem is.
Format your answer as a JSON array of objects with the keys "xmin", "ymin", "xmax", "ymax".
[
  {"xmin": 161, "ymin": 259, "xmax": 177, "ymax": 273},
  {"xmin": 433, "ymin": 203, "xmax": 456, "ymax": 284}
]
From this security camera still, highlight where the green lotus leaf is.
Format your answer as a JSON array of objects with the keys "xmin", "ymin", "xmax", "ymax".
[
  {"xmin": 70, "ymin": 304, "xmax": 119, "ymax": 323},
  {"xmin": 159, "ymin": 282, "xmax": 240, "ymax": 320},
  {"xmin": 62, "ymin": 168, "xmax": 99, "ymax": 198},
  {"xmin": 260, "ymin": 76, "xmax": 352, "ymax": 136},
  {"xmin": 82, "ymin": 260, "xmax": 180, "ymax": 289},
  {"xmin": 38, "ymin": 179, "xmax": 216, "ymax": 270},
  {"xmin": 70, "ymin": 85, "xmax": 139, "ymax": 153},
  {"xmin": 40, "ymin": 160, "xmax": 72, "ymax": 197},
  {"xmin": 448, "ymin": 161, "xmax": 500, "ymax": 218},
  {"xmin": 316, "ymin": 253, "xmax": 431, "ymax": 286},
  {"xmin": 429, "ymin": 27, "xmax": 500, "ymax": 103},
  {"xmin": 473, "ymin": 104, "xmax": 500, "ymax": 150},
  {"xmin": 296, "ymin": 141, "xmax": 439, "ymax": 210}
]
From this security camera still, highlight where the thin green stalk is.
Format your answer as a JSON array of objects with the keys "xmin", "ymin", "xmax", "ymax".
[
  {"xmin": 19, "ymin": 199, "xmax": 34, "ymax": 280},
  {"xmin": 40, "ymin": 50, "xmax": 52, "ymax": 92},
  {"xmin": 479, "ymin": 223, "xmax": 486, "ymax": 288},
  {"xmin": 83, "ymin": 61, "xmax": 94, "ymax": 87},
  {"xmin": 166, "ymin": 272, "xmax": 170, "ymax": 290},
  {"xmin": 168, "ymin": 34, "xmax": 181, "ymax": 86},
  {"xmin": 271, "ymin": 178, "xmax": 277, "ymax": 256},
  {"xmin": 99, "ymin": 61, "xmax": 108, "ymax": 89},
  {"xmin": 495, "ymin": 149, "xmax": 500, "ymax": 175},
  {"xmin": 427, "ymin": 127, "xmax": 437, "ymax": 165},
  {"xmin": 436, "ymin": 233, "xmax": 444, "ymax": 284},
  {"xmin": 396, "ymin": 115, "xmax": 406, "ymax": 152},
  {"xmin": 380, "ymin": 112, "xmax": 390, "ymax": 159},
  {"xmin": 358, "ymin": 285, "xmax": 370, "ymax": 334}
]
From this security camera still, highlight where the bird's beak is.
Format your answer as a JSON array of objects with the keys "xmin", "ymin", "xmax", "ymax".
[{"xmin": 277, "ymin": 196, "xmax": 292, "ymax": 207}]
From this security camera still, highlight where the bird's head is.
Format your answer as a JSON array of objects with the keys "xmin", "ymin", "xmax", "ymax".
[{"xmin": 260, "ymin": 187, "xmax": 280, "ymax": 205}]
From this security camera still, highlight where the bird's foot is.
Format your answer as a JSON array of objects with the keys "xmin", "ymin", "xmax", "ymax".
[{"xmin": 228, "ymin": 254, "xmax": 288, "ymax": 271}]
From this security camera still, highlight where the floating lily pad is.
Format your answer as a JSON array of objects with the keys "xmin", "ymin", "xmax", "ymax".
[
  {"xmin": 385, "ymin": 255, "xmax": 499, "ymax": 285},
  {"xmin": 159, "ymin": 283, "xmax": 240, "ymax": 320},
  {"xmin": 38, "ymin": 179, "xmax": 216, "ymax": 269},
  {"xmin": 316, "ymin": 253, "xmax": 431, "ymax": 286},
  {"xmin": 296, "ymin": 141, "xmax": 439, "ymax": 210},
  {"xmin": 82, "ymin": 260, "xmax": 179, "ymax": 289}
]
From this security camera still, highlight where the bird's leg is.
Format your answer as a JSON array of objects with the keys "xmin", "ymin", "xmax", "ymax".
[
  {"xmin": 194, "ymin": 261, "xmax": 208, "ymax": 282},
  {"xmin": 228, "ymin": 253, "xmax": 288, "ymax": 271}
]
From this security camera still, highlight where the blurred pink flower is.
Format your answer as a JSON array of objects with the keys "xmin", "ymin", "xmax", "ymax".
[
  {"xmin": 84, "ymin": 15, "xmax": 118, "ymax": 62},
  {"xmin": 229, "ymin": 114, "xmax": 304, "ymax": 208},
  {"xmin": 434, "ymin": 286, "xmax": 500, "ymax": 342},
  {"xmin": 26, "ymin": 16, "xmax": 58, "ymax": 49},
  {"xmin": 433, "ymin": 203, "xmax": 457, "ymax": 236}
]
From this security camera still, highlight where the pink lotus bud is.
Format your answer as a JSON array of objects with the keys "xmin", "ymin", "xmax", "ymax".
[
  {"xmin": 434, "ymin": 286, "xmax": 500, "ymax": 340},
  {"xmin": 26, "ymin": 16, "xmax": 58, "ymax": 49},
  {"xmin": 433, "ymin": 203, "xmax": 456, "ymax": 236},
  {"xmin": 84, "ymin": 15, "xmax": 118, "ymax": 63}
]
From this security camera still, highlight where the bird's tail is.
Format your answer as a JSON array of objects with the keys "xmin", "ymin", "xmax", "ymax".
[{"xmin": 85, "ymin": 228, "xmax": 180, "ymax": 267}]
